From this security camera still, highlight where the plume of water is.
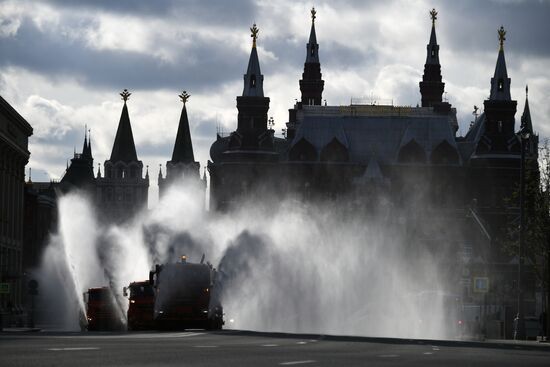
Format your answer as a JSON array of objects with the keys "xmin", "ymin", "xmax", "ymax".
[{"xmin": 35, "ymin": 177, "xmax": 460, "ymax": 339}]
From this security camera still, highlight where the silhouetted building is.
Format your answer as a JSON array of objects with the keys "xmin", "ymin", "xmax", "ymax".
[
  {"xmin": 23, "ymin": 180, "xmax": 57, "ymax": 270},
  {"xmin": 207, "ymin": 9, "xmax": 541, "ymax": 330},
  {"xmin": 158, "ymin": 91, "xmax": 204, "ymax": 199},
  {"xmin": 96, "ymin": 90, "xmax": 149, "ymax": 222},
  {"xmin": 0, "ymin": 94, "xmax": 33, "ymax": 326}
]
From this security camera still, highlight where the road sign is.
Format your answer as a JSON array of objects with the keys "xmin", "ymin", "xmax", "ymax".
[
  {"xmin": 473, "ymin": 277, "xmax": 489, "ymax": 293},
  {"xmin": 0, "ymin": 283, "xmax": 10, "ymax": 294}
]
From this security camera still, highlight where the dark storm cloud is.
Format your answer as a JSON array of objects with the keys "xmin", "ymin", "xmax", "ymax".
[
  {"xmin": 440, "ymin": 0, "xmax": 550, "ymax": 57},
  {"xmin": 40, "ymin": 0, "xmax": 257, "ymax": 26},
  {"xmin": 0, "ymin": 18, "xmax": 245, "ymax": 92}
]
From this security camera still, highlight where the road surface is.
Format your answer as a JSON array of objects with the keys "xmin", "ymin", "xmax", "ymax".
[{"xmin": 1, "ymin": 330, "xmax": 549, "ymax": 366}]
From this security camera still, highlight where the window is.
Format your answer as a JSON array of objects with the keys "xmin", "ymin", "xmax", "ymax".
[
  {"xmin": 498, "ymin": 121, "xmax": 503, "ymax": 133},
  {"xmin": 498, "ymin": 79, "xmax": 504, "ymax": 91},
  {"xmin": 431, "ymin": 49, "xmax": 435, "ymax": 57},
  {"xmin": 311, "ymin": 47, "xmax": 315, "ymax": 57},
  {"xmin": 250, "ymin": 75, "xmax": 256, "ymax": 88}
]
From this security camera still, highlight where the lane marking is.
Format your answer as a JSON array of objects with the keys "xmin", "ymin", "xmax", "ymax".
[
  {"xmin": 423, "ymin": 352, "xmax": 434, "ymax": 355},
  {"xmin": 47, "ymin": 347, "xmax": 100, "ymax": 351},
  {"xmin": 262, "ymin": 344, "xmax": 279, "ymax": 347},
  {"xmin": 53, "ymin": 332, "xmax": 204, "ymax": 340},
  {"xmin": 280, "ymin": 360, "xmax": 316, "ymax": 365},
  {"xmin": 378, "ymin": 354, "xmax": 399, "ymax": 358},
  {"xmin": 296, "ymin": 341, "xmax": 307, "ymax": 345}
]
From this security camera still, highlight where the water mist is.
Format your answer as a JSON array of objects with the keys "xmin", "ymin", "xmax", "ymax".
[{"xmin": 35, "ymin": 177, "xmax": 460, "ymax": 339}]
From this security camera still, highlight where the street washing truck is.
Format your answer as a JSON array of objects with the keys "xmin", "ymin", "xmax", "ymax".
[
  {"xmin": 123, "ymin": 281, "xmax": 155, "ymax": 330},
  {"xmin": 149, "ymin": 255, "xmax": 224, "ymax": 330},
  {"xmin": 83, "ymin": 286, "xmax": 125, "ymax": 331}
]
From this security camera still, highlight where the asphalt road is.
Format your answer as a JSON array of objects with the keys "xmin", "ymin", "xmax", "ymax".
[{"xmin": 1, "ymin": 330, "xmax": 549, "ymax": 366}]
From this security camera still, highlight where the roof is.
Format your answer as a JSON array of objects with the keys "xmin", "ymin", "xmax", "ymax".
[
  {"xmin": 242, "ymin": 45, "xmax": 264, "ymax": 97},
  {"xmin": 0, "ymin": 95, "xmax": 33, "ymax": 135},
  {"xmin": 170, "ymin": 105, "xmax": 195, "ymax": 163},
  {"xmin": 306, "ymin": 22, "xmax": 319, "ymax": 63},
  {"xmin": 291, "ymin": 105, "xmax": 459, "ymax": 165},
  {"xmin": 456, "ymin": 113, "xmax": 486, "ymax": 162},
  {"xmin": 425, "ymin": 24, "xmax": 439, "ymax": 65},
  {"xmin": 489, "ymin": 49, "xmax": 511, "ymax": 101},
  {"xmin": 109, "ymin": 103, "xmax": 139, "ymax": 163}
]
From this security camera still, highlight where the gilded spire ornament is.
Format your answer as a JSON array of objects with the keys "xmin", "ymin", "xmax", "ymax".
[
  {"xmin": 120, "ymin": 89, "xmax": 131, "ymax": 103},
  {"xmin": 250, "ymin": 23, "xmax": 259, "ymax": 48},
  {"xmin": 311, "ymin": 7, "xmax": 317, "ymax": 23},
  {"xmin": 179, "ymin": 90, "xmax": 190, "ymax": 106},
  {"xmin": 430, "ymin": 8, "xmax": 437, "ymax": 25},
  {"xmin": 498, "ymin": 26, "xmax": 506, "ymax": 51}
]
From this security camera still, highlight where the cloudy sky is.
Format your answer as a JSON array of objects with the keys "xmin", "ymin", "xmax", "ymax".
[{"xmin": 1, "ymin": 0, "xmax": 549, "ymax": 204}]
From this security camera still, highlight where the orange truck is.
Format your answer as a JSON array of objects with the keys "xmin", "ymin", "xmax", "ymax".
[
  {"xmin": 123, "ymin": 281, "xmax": 155, "ymax": 330},
  {"xmin": 150, "ymin": 256, "xmax": 224, "ymax": 330},
  {"xmin": 83, "ymin": 286, "xmax": 125, "ymax": 331}
]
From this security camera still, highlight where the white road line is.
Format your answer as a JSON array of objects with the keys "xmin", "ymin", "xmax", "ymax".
[
  {"xmin": 47, "ymin": 347, "xmax": 100, "ymax": 351},
  {"xmin": 280, "ymin": 360, "xmax": 316, "ymax": 365},
  {"xmin": 378, "ymin": 354, "xmax": 399, "ymax": 358},
  {"xmin": 423, "ymin": 352, "xmax": 434, "ymax": 355},
  {"xmin": 296, "ymin": 341, "xmax": 308, "ymax": 345},
  {"xmin": 262, "ymin": 344, "xmax": 279, "ymax": 347}
]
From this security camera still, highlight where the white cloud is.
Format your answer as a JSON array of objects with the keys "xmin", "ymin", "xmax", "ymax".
[{"xmin": 1, "ymin": 0, "xmax": 549, "ymax": 204}]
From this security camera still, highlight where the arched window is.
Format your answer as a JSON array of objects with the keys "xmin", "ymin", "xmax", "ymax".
[
  {"xmin": 250, "ymin": 75, "xmax": 256, "ymax": 88},
  {"xmin": 398, "ymin": 139, "xmax": 426, "ymax": 164},
  {"xmin": 498, "ymin": 79, "xmax": 504, "ymax": 91},
  {"xmin": 320, "ymin": 138, "xmax": 349, "ymax": 162},
  {"xmin": 431, "ymin": 140, "xmax": 459, "ymax": 165},
  {"xmin": 289, "ymin": 138, "xmax": 317, "ymax": 161}
]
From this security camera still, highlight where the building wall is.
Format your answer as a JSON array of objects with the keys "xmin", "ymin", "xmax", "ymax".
[{"xmin": 0, "ymin": 97, "xmax": 32, "ymax": 325}]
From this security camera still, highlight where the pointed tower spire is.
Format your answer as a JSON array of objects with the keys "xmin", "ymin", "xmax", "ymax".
[
  {"xmin": 110, "ymin": 89, "xmax": 139, "ymax": 163},
  {"xmin": 97, "ymin": 163, "xmax": 102, "ymax": 178},
  {"xmin": 419, "ymin": 8, "xmax": 445, "ymax": 107},
  {"xmin": 489, "ymin": 26, "xmax": 511, "ymax": 101},
  {"xmin": 170, "ymin": 91, "xmax": 195, "ymax": 163},
  {"xmin": 82, "ymin": 125, "xmax": 88, "ymax": 154},
  {"xmin": 478, "ymin": 26, "xmax": 517, "ymax": 155},
  {"xmin": 520, "ymin": 85, "xmax": 533, "ymax": 133},
  {"xmin": 235, "ymin": 24, "xmax": 271, "ymax": 137},
  {"xmin": 300, "ymin": 7, "xmax": 324, "ymax": 106},
  {"xmin": 242, "ymin": 24, "xmax": 264, "ymax": 97},
  {"xmin": 87, "ymin": 128, "xmax": 93, "ymax": 157},
  {"xmin": 158, "ymin": 164, "xmax": 163, "ymax": 180}
]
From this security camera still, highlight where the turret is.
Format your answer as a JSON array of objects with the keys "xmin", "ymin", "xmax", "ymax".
[
  {"xmin": 419, "ymin": 9, "xmax": 445, "ymax": 108},
  {"xmin": 299, "ymin": 7, "xmax": 324, "ymax": 106},
  {"xmin": 480, "ymin": 26, "xmax": 517, "ymax": 153},
  {"xmin": 235, "ymin": 24, "xmax": 270, "ymax": 140}
]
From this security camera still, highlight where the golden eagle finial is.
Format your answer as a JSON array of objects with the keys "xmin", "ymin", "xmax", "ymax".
[
  {"xmin": 179, "ymin": 90, "xmax": 190, "ymax": 106},
  {"xmin": 250, "ymin": 23, "xmax": 259, "ymax": 48},
  {"xmin": 498, "ymin": 26, "xmax": 506, "ymax": 51},
  {"xmin": 311, "ymin": 7, "xmax": 317, "ymax": 23},
  {"xmin": 429, "ymin": 8, "xmax": 438, "ymax": 25},
  {"xmin": 120, "ymin": 89, "xmax": 131, "ymax": 103}
]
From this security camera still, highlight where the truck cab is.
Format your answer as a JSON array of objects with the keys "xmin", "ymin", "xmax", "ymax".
[
  {"xmin": 124, "ymin": 281, "xmax": 154, "ymax": 330},
  {"xmin": 84, "ymin": 287, "xmax": 125, "ymax": 331},
  {"xmin": 150, "ymin": 256, "xmax": 224, "ymax": 330}
]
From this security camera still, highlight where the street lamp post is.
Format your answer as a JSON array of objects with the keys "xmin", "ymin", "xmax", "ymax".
[{"xmin": 516, "ymin": 127, "xmax": 530, "ymax": 340}]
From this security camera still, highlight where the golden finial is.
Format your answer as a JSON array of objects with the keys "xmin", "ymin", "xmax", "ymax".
[
  {"xmin": 311, "ymin": 7, "xmax": 317, "ymax": 23},
  {"xmin": 498, "ymin": 26, "xmax": 506, "ymax": 51},
  {"xmin": 430, "ymin": 8, "xmax": 437, "ymax": 25},
  {"xmin": 120, "ymin": 89, "xmax": 131, "ymax": 103},
  {"xmin": 250, "ymin": 23, "xmax": 259, "ymax": 48},
  {"xmin": 179, "ymin": 90, "xmax": 190, "ymax": 106}
]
